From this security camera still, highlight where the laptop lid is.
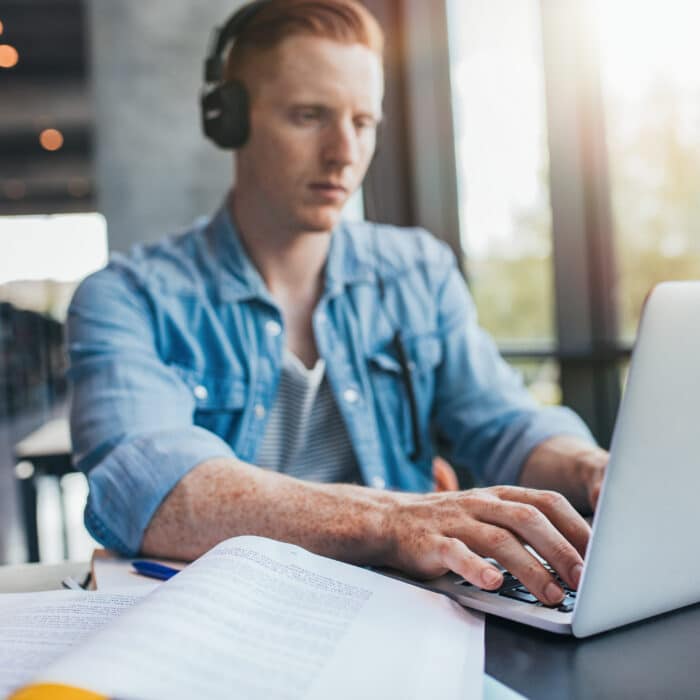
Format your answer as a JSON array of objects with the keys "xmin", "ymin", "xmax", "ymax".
[{"xmin": 573, "ymin": 281, "xmax": 700, "ymax": 637}]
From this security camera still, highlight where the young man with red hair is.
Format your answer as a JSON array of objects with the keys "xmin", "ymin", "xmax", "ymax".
[{"xmin": 68, "ymin": 0, "xmax": 608, "ymax": 607}]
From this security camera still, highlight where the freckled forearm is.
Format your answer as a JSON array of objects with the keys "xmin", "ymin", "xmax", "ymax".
[
  {"xmin": 140, "ymin": 454, "xmax": 598, "ymax": 604},
  {"xmin": 140, "ymin": 457, "xmax": 398, "ymax": 563}
]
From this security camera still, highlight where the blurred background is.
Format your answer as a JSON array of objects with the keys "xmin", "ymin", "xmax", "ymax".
[{"xmin": 1, "ymin": 0, "xmax": 699, "ymax": 565}]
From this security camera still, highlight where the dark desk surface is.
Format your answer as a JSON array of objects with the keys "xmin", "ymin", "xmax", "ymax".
[{"xmin": 486, "ymin": 602, "xmax": 700, "ymax": 699}]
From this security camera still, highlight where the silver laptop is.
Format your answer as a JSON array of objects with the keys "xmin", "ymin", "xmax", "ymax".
[{"xmin": 422, "ymin": 281, "xmax": 700, "ymax": 637}]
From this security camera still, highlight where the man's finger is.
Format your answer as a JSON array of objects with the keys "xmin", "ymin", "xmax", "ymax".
[
  {"xmin": 493, "ymin": 486, "xmax": 591, "ymax": 558},
  {"xmin": 474, "ymin": 499, "xmax": 583, "ymax": 591},
  {"xmin": 466, "ymin": 523, "xmax": 565, "ymax": 605},
  {"xmin": 437, "ymin": 536, "xmax": 503, "ymax": 590}
]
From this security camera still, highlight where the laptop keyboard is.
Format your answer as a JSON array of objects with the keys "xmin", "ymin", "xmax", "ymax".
[{"xmin": 457, "ymin": 562, "xmax": 577, "ymax": 613}]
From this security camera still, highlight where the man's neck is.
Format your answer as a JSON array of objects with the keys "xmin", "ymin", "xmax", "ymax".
[{"xmin": 229, "ymin": 190, "xmax": 330, "ymax": 305}]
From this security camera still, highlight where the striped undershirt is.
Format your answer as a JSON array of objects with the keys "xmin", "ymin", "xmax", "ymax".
[{"xmin": 256, "ymin": 349, "xmax": 362, "ymax": 484}]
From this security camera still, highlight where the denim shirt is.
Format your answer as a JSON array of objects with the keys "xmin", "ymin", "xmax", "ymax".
[{"xmin": 67, "ymin": 200, "xmax": 594, "ymax": 555}]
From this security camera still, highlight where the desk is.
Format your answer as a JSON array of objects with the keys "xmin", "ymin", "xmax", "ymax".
[
  {"xmin": 13, "ymin": 417, "xmax": 74, "ymax": 562},
  {"xmin": 0, "ymin": 560, "xmax": 87, "ymax": 593},
  {"xmin": 486, "ymin": 606, "xmax": 700, "ymax": 699},
  {"xmin": 2, "ymin": 560, "xmax": 698, "ymax": 699}
]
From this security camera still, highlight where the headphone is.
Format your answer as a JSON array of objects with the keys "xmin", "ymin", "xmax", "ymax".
[{"xmin": 200, "ymin": 0, "xmax": 271, "ymax": 149}]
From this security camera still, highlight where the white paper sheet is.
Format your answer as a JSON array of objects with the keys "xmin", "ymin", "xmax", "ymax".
[
  {"xmin": 34, "ymin": 536, "xmax": 485, "ymax": 699},
  {"xmin": 0, "ymin": 590, "xmax": 143, "ymax": 699}
]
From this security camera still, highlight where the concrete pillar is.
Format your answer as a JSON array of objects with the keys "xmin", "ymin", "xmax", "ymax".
[{"xmin": 88, "ymin": 0, "xmax": 245, "ymax": 251}]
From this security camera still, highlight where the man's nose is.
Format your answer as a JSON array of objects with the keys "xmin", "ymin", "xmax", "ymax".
[{"xmin": 322, "ymin": 120, "xmax": 360, "ymax": 168}]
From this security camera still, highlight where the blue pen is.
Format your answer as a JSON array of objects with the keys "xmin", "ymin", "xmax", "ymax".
[{"xmin": 131, "ymin": 560, "xmax": 181, "ymax": 581}]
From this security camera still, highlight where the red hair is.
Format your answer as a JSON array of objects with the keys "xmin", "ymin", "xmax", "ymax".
[{"xmin": 224, "ymin": 0, "xmax": 384, "ymax": 82}]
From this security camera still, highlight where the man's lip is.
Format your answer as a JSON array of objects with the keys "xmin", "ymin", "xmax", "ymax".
[{"xmin": 308, "ymin": 183, "xmax": 347, "ymax": 192}]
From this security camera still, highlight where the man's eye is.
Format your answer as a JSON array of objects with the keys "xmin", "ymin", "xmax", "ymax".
[
  {"xmin": 296, "ymin": 110, "xmax": 320, "ymax": 123},
  {"xmin": 354, "ymin": 117, "xmax": 377, "ymax": 131}
]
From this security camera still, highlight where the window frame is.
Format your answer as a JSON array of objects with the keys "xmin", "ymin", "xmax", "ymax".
[{"xmin": 364, "ymin": 0, "xmax": 630, "ymax": 447}]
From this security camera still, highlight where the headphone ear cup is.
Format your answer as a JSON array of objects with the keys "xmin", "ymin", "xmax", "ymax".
[{"xmin": 201, "ymin": 81, "xmax": 250, "ymax": 149}]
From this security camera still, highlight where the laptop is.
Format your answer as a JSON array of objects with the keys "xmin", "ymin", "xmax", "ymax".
[{"xmin": 421, "ymin": 281, "xmax": 700, "ymax": 637}]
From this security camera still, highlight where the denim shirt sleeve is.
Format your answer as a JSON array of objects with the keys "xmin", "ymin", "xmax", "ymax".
[
  {"xmin": 66, "ymin": 265, "xmax": 234, "ymax": 556},
  {"xmin": 430, "ymin": 249, "xmax": 596, "ymax": 486}
]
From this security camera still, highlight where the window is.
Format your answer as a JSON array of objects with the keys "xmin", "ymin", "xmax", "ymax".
[
  {"xmin": 446, "ymin": 0, "xmax": 554, "ymax": 349},
  {"xmin": 445, "ymin": 0, "xmax": 556, "ymax": 400},
  {"xmin": 595, "ymin": 0, "xmax": 700, "ymax": 342},
  {"xmin": 510, "ymin": 358, "xmax": 562, "ymax": 406},
  {"xmin": 372, "ymin": 0, "xmax": 700, "ymax": 442},
  {"xmin": 0, "ymin": 212, "xmax": 107, "ymax": 319}
]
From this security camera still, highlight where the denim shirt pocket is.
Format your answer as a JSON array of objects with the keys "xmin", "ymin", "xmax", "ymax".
[
  {"xmin": 366, "ymin": 334, "xmax": 442, "ymax": 462},
  {"xmin": 171, "ymin": 365, "xmax": 248, "ymax": 444}
]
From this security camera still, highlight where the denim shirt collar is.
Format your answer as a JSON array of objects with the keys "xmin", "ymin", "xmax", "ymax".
[
  {"xmin": 208, "ymin": 195, "xmax": 375, "ymax": 305},
  {"xmin": 208, "ymin": 199, "xmax": 271, "ymax": 305}
]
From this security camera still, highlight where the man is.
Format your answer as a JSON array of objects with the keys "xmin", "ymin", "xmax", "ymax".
[{"xmin": 68, "ymin": 0, "xmax": 608, "ymax": 607}]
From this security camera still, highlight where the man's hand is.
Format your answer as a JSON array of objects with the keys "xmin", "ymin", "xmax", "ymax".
[
  {"xmin": 575, "ymin": 447, "xmax": 608, "ymax": 510},
  {"xmin": 383, "ymin": 486, "xmax": 589, "ymax": 606},
  {"xmin": 519, "ymin": 436, "xmax": 609, "ymax": 513}
]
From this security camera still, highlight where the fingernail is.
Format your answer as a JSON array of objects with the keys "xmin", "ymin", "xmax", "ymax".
[
  {"xmin": 545, "ymin": 582, "xmax": 564, "ymax": 604},
  {"xmin": 482, "ymin": 569, "xmax": 502, "ymax": 588},
  {"xmin": 571, "ymin": 563, "xmax": 583, "ymax": 587}
]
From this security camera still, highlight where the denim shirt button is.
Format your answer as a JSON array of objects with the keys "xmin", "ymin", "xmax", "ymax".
[
  {"xmin": 254, "ymin": 404, "xmax": 266, "ymax": 419},
  {"xmin": 193, "ymin": 384, "xmax": 208, "ymax": 401},
  {"xmin": 265, "ymin": 320, "xmax": 282, "ymax": 337},
  {"xmin": 371, "ymin": 475, "xmax": 386, "ymax": 490},
  {"xmin": 343, "ymin": 388, "xmax": 359, "ymax": 404}
]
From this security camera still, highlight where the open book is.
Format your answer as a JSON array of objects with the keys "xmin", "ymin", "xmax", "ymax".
[{"xmin": 3, "ymin": 536, "xmax": 484, "ymax": 699}]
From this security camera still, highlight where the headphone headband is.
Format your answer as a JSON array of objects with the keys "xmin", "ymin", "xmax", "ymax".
[
  {"xmin": 201, "ymin": 0, "xmax": 271, "ymax": 149},
  {"xmin": 204, "ymin": 0, "xmax": 271, "ymax": 84}
]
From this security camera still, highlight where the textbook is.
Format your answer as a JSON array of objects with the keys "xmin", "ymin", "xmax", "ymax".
[{"xmin": 1, "ymin": 536, "xmax": 485, "ymax": 700}]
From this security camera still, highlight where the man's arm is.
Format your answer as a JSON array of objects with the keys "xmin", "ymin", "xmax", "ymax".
[
  {"xmin": 141, "ymin": 459, "xmax": 391, "ymax": 563},
  {"xmin": 142, "ymin": 456, "xmax": 591, "ymax": 607},
  {"xmin": 519, "ymin": 435, "xmax": 609, "ymax": 512},
  {"xmin": 67, "ymin": 265, "xmax": 237, "ymax": 555},
  {"xmin": 426, "ymin": 241, "xmax": 604, "ymax": 502}
]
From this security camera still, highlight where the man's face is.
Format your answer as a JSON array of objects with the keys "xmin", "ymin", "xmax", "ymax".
[{"xmin": 235, "ymin": 35, "xmax": 384, "ymax": 234}]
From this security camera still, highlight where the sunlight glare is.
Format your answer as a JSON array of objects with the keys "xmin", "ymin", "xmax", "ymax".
[{"xmin": 593, "ymin": 0, "xmax": 700, "ymax": 98}]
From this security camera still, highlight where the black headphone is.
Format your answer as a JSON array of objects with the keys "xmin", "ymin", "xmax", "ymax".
[{"xmin": 200, "ymin": 0, "xmax": 271, "ymax": 149}]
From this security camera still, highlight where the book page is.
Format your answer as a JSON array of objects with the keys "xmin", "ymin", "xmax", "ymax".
[
  {"xmin": 0, "ymin": 590, "xmax": 142, "ymax": 699},
  {"xmin": 30, "ymin": 536, "xmax": 484, "ymax": 699}
]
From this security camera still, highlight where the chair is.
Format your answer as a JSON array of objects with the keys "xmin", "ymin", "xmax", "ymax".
[{"xmin": 13, "ymin": 417, "xmax": 74, "ymax": 562}]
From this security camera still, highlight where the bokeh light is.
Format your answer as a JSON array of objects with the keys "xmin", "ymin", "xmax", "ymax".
[
  {"xmin": 0, "ymin": 43, "xmax": 18, "ymax": 68},
  {"xmin": 39, "ymin": 128, "xmax": 64, "ymax": 151}
]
